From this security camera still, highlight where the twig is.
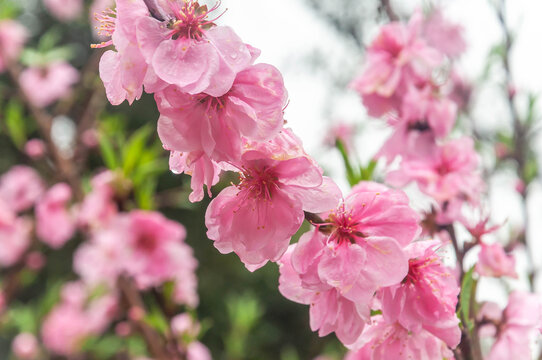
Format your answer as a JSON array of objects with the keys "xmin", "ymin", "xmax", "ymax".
[
  {"xmin": 117, "ymin": 276, "xmax": 179, "ymax": 360},
  {"xmin": 495, "ymin": 0, "xmax": 536, "ymax": 290},
  {"xmin": 379, "ymin": 0, "xmax": 399, "ymax": 22}
]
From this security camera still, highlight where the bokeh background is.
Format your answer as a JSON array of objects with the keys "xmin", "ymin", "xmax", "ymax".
[{"xmin": 1, "ymin": 0, "xmax": 541, "ymax": 359}]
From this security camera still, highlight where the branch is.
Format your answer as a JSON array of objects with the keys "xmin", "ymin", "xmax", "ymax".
[
  {"xmin": 117, "ymin": 276, "xmax": 185, "ymax": 360},
  {"xmin": 379, "ymin": 0, "xmax": 399, "ymax": 22}
]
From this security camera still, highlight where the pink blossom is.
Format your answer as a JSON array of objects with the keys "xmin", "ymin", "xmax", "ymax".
[
  {"xmin": 278, "ymin": 182, "xmax": 419, "ymax": 345},
  {"xmin": 75, "ymin": 210, "xmax": 198, "ymax": 306},
  {"xmin": 136, "ymin": 0, "xmax": 255, "ymax": 97},
  {"xmin": 0, "ymin": 201, "xmax": 32, "ymax": 267},
  {"xmin": 20, "ymin": 62, "xmax": 79, "ymax": 108},
  {"xmin": 95, "ymin": 0, "xmax": 149, "ymax": 105},
  {"xmin": 187, "ymin": 341, "xmax": 212, "ymax": 360},
  {"xmin": 77, "ymin": 171, "xmax": 118, "ymax": 229},
  {"xmin": 169, "ymin": 151, "xmax": 224, "ymax": 202},
  {"xmin": 171, "ymin": 313, "xmax": 200, "ymax": 338},
  {"xmin": 41, "ymin": 285, "xmax": 117, "ymax": 356},
  {"xmin": 378, "ymin": 240, "xmax": 461, "ymax": 348},
  {"xmin": 205, "ymin": 131, "xmax": 341, "ymax": 271},
  {"xmin": 0, "ymin": 20, "xmax": 27, "ymax": 72},
  {"xmin": 157, "ymin": 63, "xmax": 287, "ymax": 163},
  {"xmin": 486, "ymin": 291, "xmax": 542, "ymax": 360},
  {"xmin": 476, "ymin": 242, "xmax": 517, "ymax": 278},
  {"xmin": 24, "ymin": 139, "xmax": 46, "ymax": 159},
  {"xmin": 400, "ymin": 84, "xmax": 457, "ymax": 139},
  {"xmin": 12, "ymin": 333, "xmax": 39, "ymax": 360},
  {"xmin": 44, "ymin": 0, "xmax": 83, "ymax": 21},
  {"xmin": 350, "ymin": 15, "xmax": 442, "ymax": 117},
  {"xmin": 36, "ymin": 183, "xmax": 76, "ymax": 249},
  {"xmin": 0, "ymin": 166, "xmax": 45, "ymax": 213},
  {"xmin": 421, "ymin": 8, "xmax": 466, "ymax": 58},
  {"xmin": 387, "ymin": 137, "xmax": 483, "ymax": 204},
  {"xmin": 345, "ymin": 316, "xmax": 454, "ymax": 360}
]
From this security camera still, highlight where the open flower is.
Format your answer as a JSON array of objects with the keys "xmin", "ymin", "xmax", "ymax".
[
  {"xmin": 378, "ymin": 240, "xmax": 461, "ymax": 348},
  {"xmin": 136, "ymin": 0, "xmax": 255, "ymax": 97},
  {"xmin": 206, "ymin": 130, "xmax": 340, "ymax": 271},
  {"xmin": 350, "ymin": 14, "xmax": 441, "ymax": 117},
  {"xmin": 157, "ymin": 63, "xmax": 287, "ymax": 163},
  {"xmin": 345, "ymin": 316, "xmax": 454, "ymax": 360},
  {"xmin": 278, "ymin": 182, "xmax": 419, "ymax": 345}
]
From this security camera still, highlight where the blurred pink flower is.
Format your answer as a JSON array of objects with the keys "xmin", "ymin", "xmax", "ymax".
[
  {"xmin": 0, "ymin": 200, "xmax": 32, "ymax": 267},
  {"xmin": 36, "ymin": 183, "xmax": 76, "ymax": 249},
  {"xmin": 44, "ymin": 0, "xmax": 83, "ymax": 22},
  {"xmin": 24, "ymin": 139, "xmax": 46, "ymax": 159},
  {"xmin": 75, "ymin": 210, "xmax": 198, "ymax": 306},
  {"xmin": 0, "ymin": 166, "xmax": 45, "ymax": 213},
  {"xmin": 345, "ymin": 316, "xmax": 454, "ymax": 360},
  {"xmin": 0, "ymin": 20, "xmax": 27, "ymax": 72},
  {"xmin": 42, "ymin": 285, "xmax": 117, "ymax": 356},
  {"xmin": 77, "ymin": 170, "xmax": 118, "ymax": 230},
  {"xmin": 486, "ymin": 291, "xmax": 542, "ymax": 360},
  {"xmin": 476, "ymin": 242, "xmax": 517, "ymax": 278},
  {"xmin": 378, "ymin": 240, "xmax": 461, "ymax": 348},
  {"xmin": 421, "ymin": 8, "xmax": 466, "ymax": 58},
  {"xmin": 350, "ymin": 15, "xmax": 442, "ymax": 117},
  {"xmin": 187, "ymin": 341, "xmax": 212, "ymax": 360},
  {"xmin": 387, "ymin": 137, "xmax": 483, "ymax": 204},
  {"xmin": 20, "ymin": 62, "xmax": 79, "ymax": 108},
  {"xmin": 12, "ymin": 332, "xmax": 39, "ymax": 360}
]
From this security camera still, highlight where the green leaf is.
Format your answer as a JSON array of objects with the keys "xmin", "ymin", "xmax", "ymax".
[
  {"xmin": 134, "ymin": 178, "xmax": 156, "ymax": 210},
  {"xmin": 0, "ymin": 0, "xmax": 19, "ymax": 19},
  {"xmin": 4, "ymin": 100, "xmax": 26, "ymax": 147},
  {"xmin": 98, "ymin": 133, "xmax": 119, "ymax": 169},
  {"xmin": 6, "ymin": 305, "xmax": 37, "ymax": 333},
  {"xmin": 458, "ymin": 266, "xmax": 476, "ymax": 332},
  {"xmin": 336, "ymin": 139, "xmax": 358, "ymax": 186},
  {"xmin": 360, "ymin": 160, "xmax": 377, "ymax": 181},
  {"xmin": 122, "ymin": 126, "xmax": 152, "ymax": 176},
  {"xmin": 143, "ymin": 305, "xmax": 169, "ymax": 335}
]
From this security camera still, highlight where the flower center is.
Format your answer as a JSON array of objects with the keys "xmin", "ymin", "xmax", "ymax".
[
  {"xmin": 403, "ymin": 256, "xmax": 438, "ymax": 285},
  {"xmin": 166, "ymin": 1, "xmax": 225, "ymax": 41},
  {"xmin": 135, "ymin": 232, "xmax": 157, "ymax": 252},
  {"xmin": 238, "ymin": 165, "xmax": 278, "ymax": 201},
  {"xmin": 325, "ymin": 205, "xmax": 365, "ymax": 245}
]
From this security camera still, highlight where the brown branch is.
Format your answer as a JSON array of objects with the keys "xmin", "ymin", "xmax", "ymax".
[
  {"xmin": 117, "ymin": 276, "xmax": 173, "ymax": 360},
  {"xmin": 379, "ymin": 0, "xmax": 399, "ymax": 22},
  {"xmin": 495, "ymin": 0, "xmax": 535, "ymax": 290}
]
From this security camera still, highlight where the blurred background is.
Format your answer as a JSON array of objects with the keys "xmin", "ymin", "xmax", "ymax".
[{"xmin": 0, "ymin": 0, "xmax": 541, "ymax": 359}]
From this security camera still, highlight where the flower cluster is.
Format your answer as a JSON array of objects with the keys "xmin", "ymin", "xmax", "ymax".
[
  {"xmin": 350, "ymin": 8, "xmax": 481, "ymax": 224},
  {"xmin": 0, "ymin": 165, "xmax": 203, "ymax": 357},
  {"xmin": 95, "ymin": 0, "xmax": 341, "ymax": 270}
]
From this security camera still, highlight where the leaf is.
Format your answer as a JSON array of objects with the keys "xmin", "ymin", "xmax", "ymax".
[
  {"xmin": 336, "ymin": 139, "xmax": 358, "ymax": 186},
  {"xmin": 4, "ymin": 100, "xmax": 26, "ymax": 147},
  {"xmin": 458, "ymin": 266, "xmax": 475, "ymax": 332},
  {"xmin": 360, "ymin": 160, "xmax": 377, "ymax": 181},
  {"xmin": 122, "ymin": 125, "xmax": 152, "ymax": 176},
  {"xmin": 143, "ymin": 305, "xmax": 169, "ymax": 335},
  {"xmin": 98, "ymin": 133, "xmax": 119, "ymax": 169}
]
